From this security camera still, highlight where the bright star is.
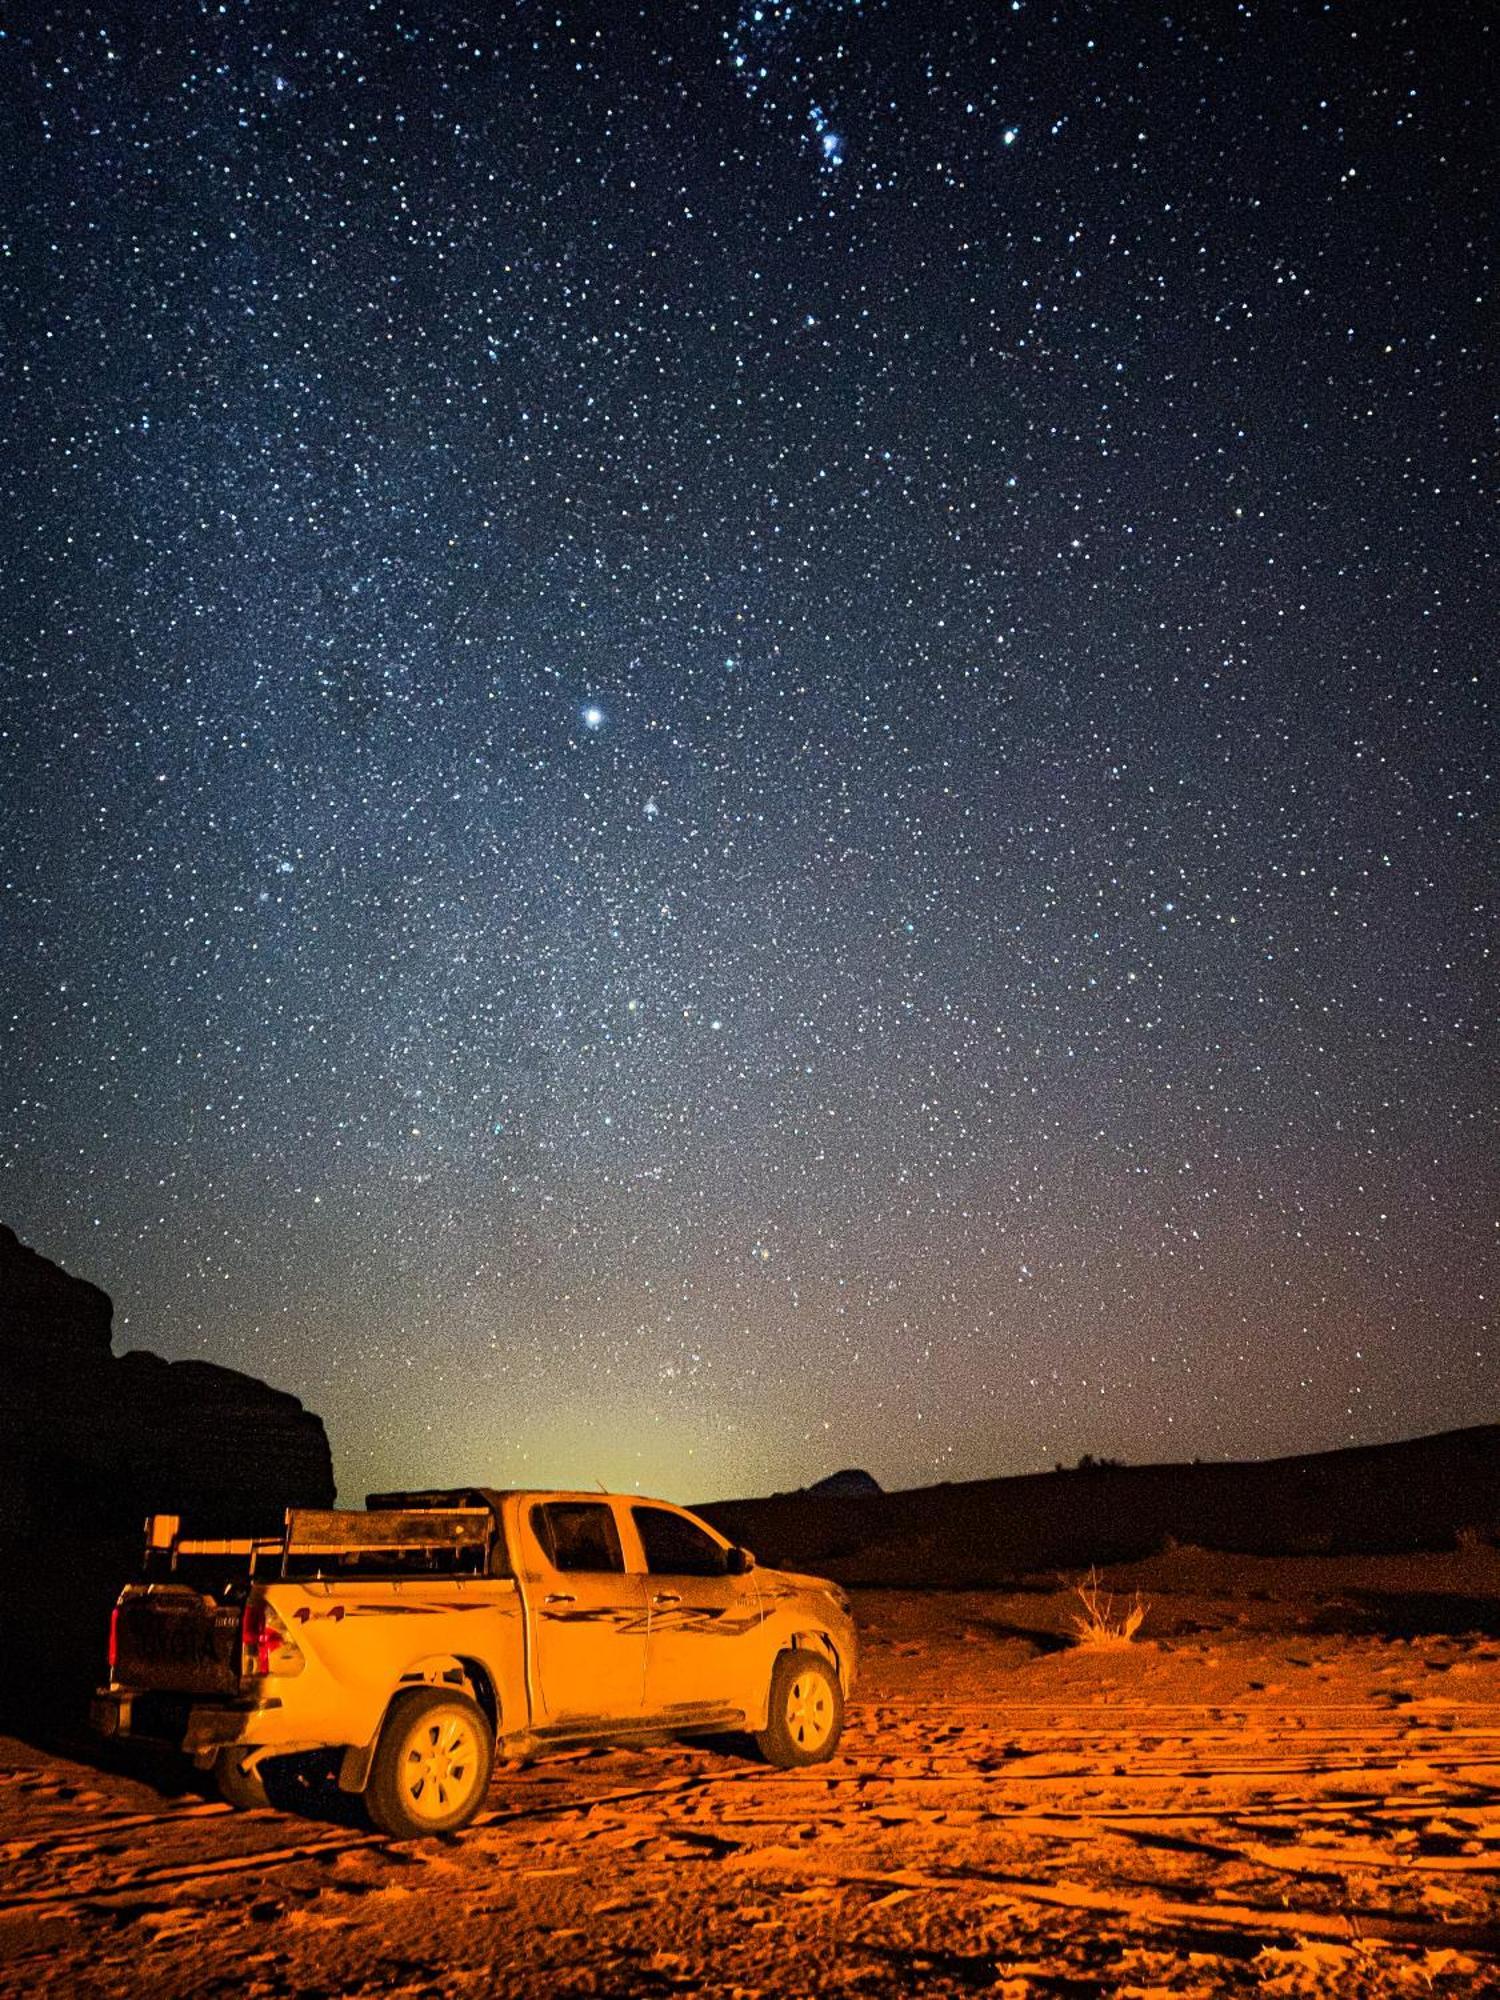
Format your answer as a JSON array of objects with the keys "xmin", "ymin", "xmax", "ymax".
[{"xmin": 581, "ymin": 704, "xmax": 605, "ymax": 731}]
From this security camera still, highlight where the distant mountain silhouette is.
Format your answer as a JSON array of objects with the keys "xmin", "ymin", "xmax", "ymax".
[
  {"xmin": 806, "ymin": 1468, "xmax": 883, "ymax": 1498},
  {"xmin": 701, "ymin": 1427, "xmax": 1500, "ymax": 1585}
]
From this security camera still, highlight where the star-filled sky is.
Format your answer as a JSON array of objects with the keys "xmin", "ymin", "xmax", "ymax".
[{"xmin": 2, "ymin": 1, "xmax": 1492, "ymax": 1506}]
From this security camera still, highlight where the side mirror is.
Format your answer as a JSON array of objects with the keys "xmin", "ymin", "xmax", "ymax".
[{"xmin": 725, "ymin": 1545, "xmax": 756, "ymax": 1576}]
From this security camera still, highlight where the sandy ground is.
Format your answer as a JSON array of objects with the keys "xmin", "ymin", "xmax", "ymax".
[{"xmin": 3, "ymin": 1557, "xmax": 1500, "ymax": 1997}]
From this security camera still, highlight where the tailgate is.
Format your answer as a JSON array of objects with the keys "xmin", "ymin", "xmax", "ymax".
[{"xmin": 113, "ymin": 1585, "xmax": 244, "ymax": 1696}]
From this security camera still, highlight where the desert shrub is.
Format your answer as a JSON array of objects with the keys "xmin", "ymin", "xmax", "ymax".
[
  {"xmin": 1456, "ymin": 1524, "xmax": 1496, "ymax": 1554},
  {"xmin": 1066, "ymin": 1567, "xmax": 1147, "ymax": 1649}
]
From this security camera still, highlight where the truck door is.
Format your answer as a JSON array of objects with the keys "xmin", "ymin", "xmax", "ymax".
[
  {"xmin": 523, "ymin": 1501, "xmax": 647, "ymax": 1725},
  {"xmin": 631, "ymin": 1504, "xmax": 765, "ymax": 1722}
]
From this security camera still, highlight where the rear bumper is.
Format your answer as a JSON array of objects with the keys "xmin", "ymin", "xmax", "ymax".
[{"xmin": 91, "ymin": 1687, "xmax": 282, "ymax": 1760}]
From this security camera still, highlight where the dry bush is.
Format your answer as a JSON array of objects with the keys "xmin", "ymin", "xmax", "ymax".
[{"xmin": 1067, "ymin": 1567, "xmax": 1148, "ymax": 1649}]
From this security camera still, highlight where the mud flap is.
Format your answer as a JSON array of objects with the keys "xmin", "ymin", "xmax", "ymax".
[{"xmin": 338, "ymin": 1739, "xmax": 377, "ymax": 1793}]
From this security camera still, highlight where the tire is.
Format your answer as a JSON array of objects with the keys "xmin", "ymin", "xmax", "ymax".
[
  {"xmin": 215, "ymin": 1747, "xmax": 271, "ymax": 1810},
  {"xmin": 755, "ymin": 1648, "xmax": 844, "ymax": 1768},
  {"xmin": 365, "ymin": 1687, "xmax": 494, "ymax": 1838}
]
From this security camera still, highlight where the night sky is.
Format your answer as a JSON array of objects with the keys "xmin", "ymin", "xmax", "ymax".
[{"xmin": 2, "ymin": 1, "xmax": 1492, "ymax": 1506}]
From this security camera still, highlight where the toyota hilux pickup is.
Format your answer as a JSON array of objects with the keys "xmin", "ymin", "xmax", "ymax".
[{"xmin": 91, "ymin": 1487, "xmax": 856, "ymax": 1837}]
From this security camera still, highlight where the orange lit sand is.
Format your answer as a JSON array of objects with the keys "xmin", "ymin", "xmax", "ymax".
[{"xmin": 4, "ymin": 1550, "xmax": 1499, "ymax": 1996}]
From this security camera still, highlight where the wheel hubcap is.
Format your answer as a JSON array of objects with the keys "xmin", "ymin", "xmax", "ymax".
[
  {"xmin": 400, "ymin": 1711, "xmax": 481, "ymax": 1818},
  {"xmin": 786, "ymin": 1672, "xmax": 833, "ymax": 1749}
]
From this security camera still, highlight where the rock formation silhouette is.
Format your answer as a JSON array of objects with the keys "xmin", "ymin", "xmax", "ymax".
[
  {"xmin": 0, "ymin": 1223, "xmax": 334, "ymax": 1541},
  {"xmin": 0, "ymin": 1224, "xmax": 335, "ymax": 1727}
]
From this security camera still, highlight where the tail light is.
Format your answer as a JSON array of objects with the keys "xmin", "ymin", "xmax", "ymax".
[
  {"xmin": 239, "ymin": 1599, "xmax": 306, "ymax": 1680},
  {"xmin": 107, "ymin": 1604, "xmax": 121, "ymax": 1676}
]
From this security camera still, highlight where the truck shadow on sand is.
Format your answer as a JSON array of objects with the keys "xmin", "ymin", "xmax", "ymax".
[
  {"xmin": 252, "ymin": 1750, "xmax": 370, "ymax": 1828},
  {"xmin": 0, "ymin": 1540, "xmax": 151, "ymax": 1766}
]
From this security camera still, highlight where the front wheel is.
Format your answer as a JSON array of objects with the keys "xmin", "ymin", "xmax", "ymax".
[
  {"xmin": 365, "ymin": 1687, "xmax": 494, "ymax": 1838},
  {"xmin": 755, "ymin": 1648, "xmax": 844, "ymax": 1768}
]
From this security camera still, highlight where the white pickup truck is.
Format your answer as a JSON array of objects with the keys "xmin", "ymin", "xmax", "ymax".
[{"xmin": 91, "ymin": 1487, "xmax": 857, "ymax": 1837}]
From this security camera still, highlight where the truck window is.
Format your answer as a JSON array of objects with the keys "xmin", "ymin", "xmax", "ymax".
[
  {"xmin": 531, "ymin": 1502, "xmax": 625, "ymax": 1574},
  {"xmin": 632, "ymin": 1506, "xmax": 728, "ymax": 1578}
]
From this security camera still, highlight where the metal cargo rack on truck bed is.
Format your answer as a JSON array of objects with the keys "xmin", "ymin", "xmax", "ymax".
[{"xmin": 139, "ymin": 1504, "xmax": 497, "ymax": 1580}]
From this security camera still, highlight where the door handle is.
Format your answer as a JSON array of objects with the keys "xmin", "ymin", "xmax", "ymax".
[
  {"xmin": 652, "ymin": 1591, "xmax": 682, "ymax": 1606},
  {"xmin": 543, "ymin": 1592, "xmax": 576, "ymax": 1605}
]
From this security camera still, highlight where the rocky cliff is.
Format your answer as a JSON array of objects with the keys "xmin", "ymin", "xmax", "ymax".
[{"xmin": 0, "ymin": 1224, "xmax": 335, "ymax": 1541}]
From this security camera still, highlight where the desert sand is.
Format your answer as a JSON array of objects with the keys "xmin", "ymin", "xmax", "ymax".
[{"xmin": 4, "ymin": 1547, "xmax": 1499, "ymax": 1997}]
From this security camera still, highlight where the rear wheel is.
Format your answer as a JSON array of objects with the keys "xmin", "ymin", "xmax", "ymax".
[
  {"xmin": 755, "ymin": 1648, "xmax": 843, "ymax": 1768},
  {"xmin": 214, "ymin": 1747, "xmax": 270, "ymax": 1810},
  {"xmin": 365, "ymin": 1687, "xmax": 493, "ymax": 1838}
]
